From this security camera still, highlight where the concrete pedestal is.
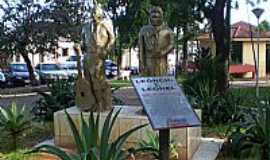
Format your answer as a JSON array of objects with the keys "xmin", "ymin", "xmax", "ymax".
[{"xmin": 54, "ymin": 106, "xmax": 201, "ymax": 160}]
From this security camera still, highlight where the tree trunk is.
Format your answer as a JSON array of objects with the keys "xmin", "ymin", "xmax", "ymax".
[
  {"xmin": 225, "ymin": 0, "xmax": 231, "ymax": 85},
  {"xmin": 117, "ymin": 43, "xmax": 122, "ymax": 77},
  {"xmin": 12, "ymin": 133, "xmax": 17, "ymax": 151},
  {"xmin": 182, "ymin": 24, "xmax": 188, "ymax": 72},
  {"xmin": 210, "ymin": 0, "xmax": 229, "ymax": 94},
  {"xmin": 21, "ymin": 52, "xmax": 38, "ymax": 85},
  {"xmin": 175, "ymin": 27, "xmax": 180, "ymax": 78}
]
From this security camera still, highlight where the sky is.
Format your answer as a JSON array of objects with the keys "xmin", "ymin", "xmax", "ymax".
[{"xmin": 231, "ymin": 0, "xmax": 270, "ymax": 25}]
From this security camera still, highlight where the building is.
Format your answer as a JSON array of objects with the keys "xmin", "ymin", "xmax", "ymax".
[
  {"xmin": 10, "ymin": 38, "xmax": 77, "ymax": 67},
  {"xmin": 121, "ymin": 48, "xmax": 139, "ymax": 69},
  {"xmin": 198, "ymin": 21, "xmax": 270, "ymax": 78}
]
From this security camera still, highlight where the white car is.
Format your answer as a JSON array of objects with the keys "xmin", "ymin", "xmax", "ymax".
[
  {"xmin": 36, "ymin": 63, "xmax": 69, "ymax": 84},
  {"xmin": 59, "ymin": 62, "xmax": 78, "ymax": 78}
]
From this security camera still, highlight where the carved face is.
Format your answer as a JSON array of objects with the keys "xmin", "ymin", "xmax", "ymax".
[{"xmin": 150, "ymin": 8, "xmax": 163, "ymax": 27}]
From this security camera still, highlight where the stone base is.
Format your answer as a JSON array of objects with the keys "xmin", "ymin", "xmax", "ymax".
[{"xmin": 54, "ymin": 106, "xmax": 201, "ymax": 160}]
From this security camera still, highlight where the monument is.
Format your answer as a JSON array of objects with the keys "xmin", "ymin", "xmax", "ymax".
[
  {"xmin": 74, "ymin": 4, "xmax": 115, "ymax": 112},
  {"xmin": 137, "ymin": 6, "xmax": 201, "ymax": 160},
  {"xmin": 53, "ymin": 5, "xmax": 202, "ymax": 160},
  {"xmin": 139, "ymin": 6, "xmax": 174, "ymax": 76}
]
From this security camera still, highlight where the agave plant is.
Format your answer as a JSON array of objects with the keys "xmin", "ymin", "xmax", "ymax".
[
  {"xmin": 0, "ymin": 103, "xmax": 31, "ymax": 150},
  {"xmin": 32, "ymin": 79, "xmax": 75, "ymax": 121},
  {"xmin": 138, "ymin": 131, "xmax": 179, "ymax": 159},
  {"xmin": 189, "ymin": 80, "xmax": 220, "ymax": 124},
  {"xmin": 30, "ymin": 108, "xmax": 147, "ymax": 160}
]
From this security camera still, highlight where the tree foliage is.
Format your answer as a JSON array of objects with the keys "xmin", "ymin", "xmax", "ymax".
[
  {"xmin": 44, "ymin": 0, "xmax": 87, "ymax": 43},
  {"xmin": 0, "ymin": 0, "xmax": 86, "ymax": 84},
  {"xmin": 0, "ymin": 0, "xmax": 50, "ymax": 84},
  {"xmin": 258, "ymin": 20, "xmax": 270, "ymax": 32}
]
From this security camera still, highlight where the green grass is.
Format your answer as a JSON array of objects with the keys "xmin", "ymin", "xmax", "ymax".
[
  {"xmin": 110, "ymin": 79, "xmax": 132, "ymax": 88},
  {"xmin": 109, "ymin": 79, "xmax": 131, "ymax": 84},
  {"xmin": 229, "ymin": 87, "xmax": 270, "ymax": 107},
  {"xmin": 230, "ymin": 87, "xmax": 270, "ymax": 98}
]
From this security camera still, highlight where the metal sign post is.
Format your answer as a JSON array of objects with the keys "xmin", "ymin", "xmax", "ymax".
[
  {"xmin": 159, "ymin": 129, "xmax": 170, "ymax": 160},
  {"xmin": 132, "ymin": 76, "xmax": 201, "ymax": 160}
]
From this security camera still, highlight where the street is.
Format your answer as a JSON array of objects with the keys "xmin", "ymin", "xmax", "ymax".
[
  {"xmin": 1, "ymin": 81, "xmax": 270, "ymax": 108},
  {"xmin": 0, "ymin": 94, "xmax": 42, "ymax": 108},
  {"xmin": 0, "ymin": 88, "xmax": 141, "ymax": 108}
]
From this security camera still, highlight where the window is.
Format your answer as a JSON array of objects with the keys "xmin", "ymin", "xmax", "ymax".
[
  {"xmin": 231, "ymin": 42, "xmax": 243, "ymax": 64},
  {"xmin": 62, "ymin": 48, "xmax": 69, "ymax": 56},
  {"xmin": 41, "ymin": 64, "xmax": 60, "ymax": 71},
  {"xmin": 11, "ymin": 64, "xmax": 28, "ymax": 72}
]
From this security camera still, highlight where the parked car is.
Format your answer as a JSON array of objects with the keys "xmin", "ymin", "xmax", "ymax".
[
  {"xmin": 0, "ymin": 71, "xmax": 6, "ymax": 88},
  {"xmin": 59, "ymin": 62, "xmax": 78, "ymax": 79},
  {"xmin": 36, "ymin": 63, "xmax": 69, "ymax": 84},
  {"xmin": 5, "ymin": 63, "xmax": 40, "ymax": 86},
  {"xmin": 105, "ymin": 60, "xmax": 118, "ymax": 78},
  {"xmin": 66, "ymin": 55, "xmax": 84, "ymax": 63}
]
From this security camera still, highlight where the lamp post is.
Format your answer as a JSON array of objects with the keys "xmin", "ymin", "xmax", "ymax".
[{"xmin": 252, "ymin": 8, "xmax": 264, "ymax": 98}]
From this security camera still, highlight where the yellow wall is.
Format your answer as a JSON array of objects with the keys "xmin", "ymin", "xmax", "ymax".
[
  {"xmin": 242, "ymin": 42, "xmax": 267, "ymax": 78},
  {"xmin": 199, "ymin": 38, "xmax": 269, "ymax": 78}
]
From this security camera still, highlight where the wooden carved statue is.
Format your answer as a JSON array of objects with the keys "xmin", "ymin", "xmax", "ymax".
[
  {"xmin": 139, "ymin": 6, "xmax": 174, "ymax": 76},
  {"xmin": 75, "ymin": 4, "xmax": 115, "ymax": 112}
]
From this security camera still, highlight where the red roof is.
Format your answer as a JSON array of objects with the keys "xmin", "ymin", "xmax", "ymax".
[
  {"xmin": 232, "ymin": 21, "xmax": 270, "ymax": 38},
  {"xmin": 198, "ymin": 21, "xmax": 270, "ymax": 40}
]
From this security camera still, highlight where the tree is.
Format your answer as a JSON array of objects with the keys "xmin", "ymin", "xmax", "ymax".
[
  {"xmin": 164, "ymin": 0, "xmax": 202, "ymax": 75},
  {"xmin": 258, "ymin": 20, "xmax": 270, "ymax": 32},
  {"xmin": 198, "ymin": 0, "xmax": 231, "ymax": 94},
  {"xmin": 106, "ymin": 0, "xmax": 202, "ymax": 77},
  {"xmin": 0, "ymin": 0, "xmax": 47, "ymax": 85},
  {"xmin": 0, "ymin": 0, "xmax": 87, "ymax": 85},
  {"xmin": 44, "ymin": 0, "xmax": 87, "ymax": 43},
  {"xmin": 197, "ymin": 0, "xmax": 266, "ymax": 94},
  {"xmin": 107, "ymin": 0, "xmax": 151, "ymax": 73}
]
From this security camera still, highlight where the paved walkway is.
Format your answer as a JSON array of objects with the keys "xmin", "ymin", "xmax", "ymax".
[
  {"xmin": 38, "ymin": 138, "xmax": 224, "ymax": 160},
  {"xmin": 230, "ymin": 80, "xmax": 270, "ymax": 88},
  {"xmin": 114, "ymin": 87, "xmax": 141, "ymax": 106},
  {"xmin": 192, "ymin": 138, "xmax": 224, "ymax": 160}
]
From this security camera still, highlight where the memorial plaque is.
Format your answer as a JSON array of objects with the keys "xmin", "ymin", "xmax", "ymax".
[{"xmin": 132, "ymin": 76, "xmax": 201, "ymax": 130}]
